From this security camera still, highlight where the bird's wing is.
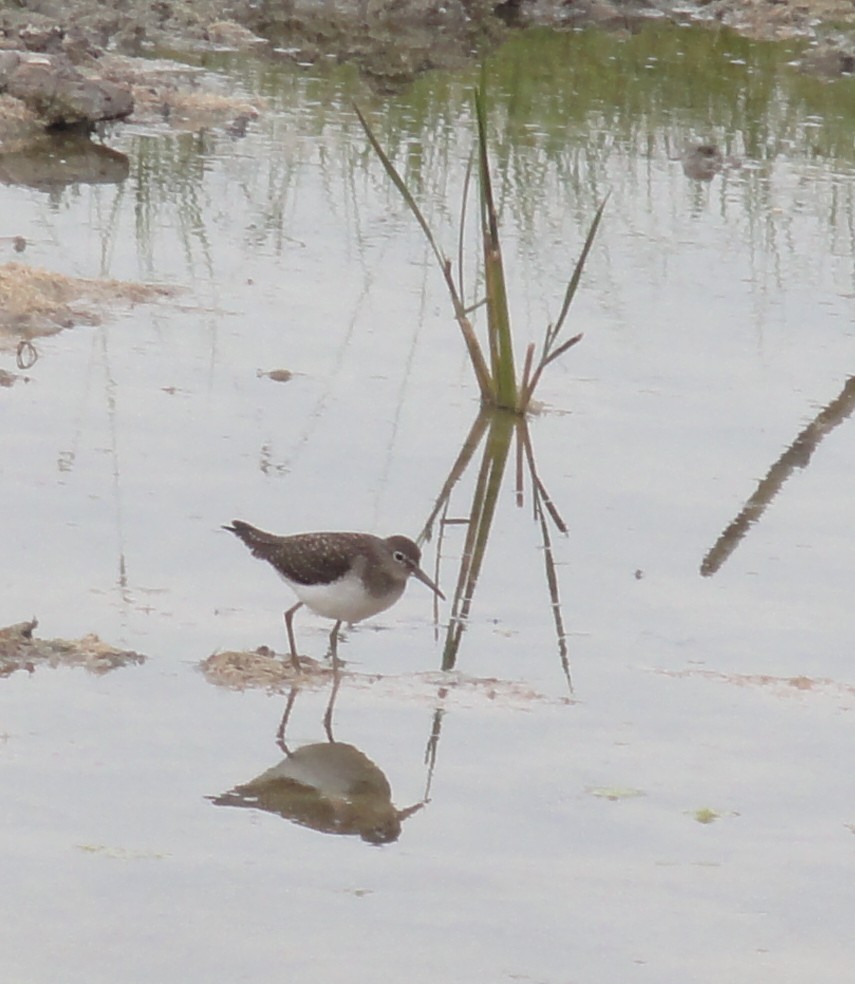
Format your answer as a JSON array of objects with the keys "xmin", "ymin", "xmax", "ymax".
[
  {"xmin": 228, "ymin": 523, "xmax": 367, "ymax": 586},
  {"xmin": 267, "ymin": 533, "xmax": 362, "ymax": 585}
]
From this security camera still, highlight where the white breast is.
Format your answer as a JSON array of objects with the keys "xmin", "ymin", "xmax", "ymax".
[{"xmin": 282, "ymin": 569, "xmax": 405, "ymax": 624}]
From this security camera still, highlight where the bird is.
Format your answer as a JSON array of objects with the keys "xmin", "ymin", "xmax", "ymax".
[{"xmin": 223, "ymin": 520, "xmax": 444, "ymax": 670}]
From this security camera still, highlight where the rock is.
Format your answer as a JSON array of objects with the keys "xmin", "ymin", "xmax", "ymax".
[
  {"xmin": 18, "ymin": 22, "xmax": 66, "ymax": 54},
  {"xmin": 0, "ymin": 51, "xmax": 23, "ymax": 85},
  {"xmin": 0, "ymin": 52, "xmax": 133, "ymax": 128},
  {"xmin": 205, "ymin": 20, "xmax": 267, "ymax": 48}
]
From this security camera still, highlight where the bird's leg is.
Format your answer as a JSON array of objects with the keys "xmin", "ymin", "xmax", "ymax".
[
  {"xmin": 276, "ymin": 686, "xmax": 299, "ymax": 753},
  {"xmin": 284, "ymin": 602, "xmax": 304, "ymax": 672},
  {"xmin": 323, "ymin": 671, "xmax": 341, "ymax": 742},
  {"xmin": 328, "ymin": 619, "xmax": 343, "ymax": 671}
]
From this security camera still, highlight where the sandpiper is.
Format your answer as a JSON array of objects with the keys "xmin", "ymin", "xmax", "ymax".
[{"xmin": 224, "ymin": 520, "xmax": 444, "ymax": 670}]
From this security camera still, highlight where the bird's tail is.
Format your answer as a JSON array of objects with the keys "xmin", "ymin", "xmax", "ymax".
[{"xmin": 223, "ymin": 520, "xmax": 281, "ymax": 559}]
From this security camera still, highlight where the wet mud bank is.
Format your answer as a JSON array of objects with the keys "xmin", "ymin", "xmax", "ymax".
[{"xmin": 1, "ymin": 0, "xmax": 854, "ymax": 92}]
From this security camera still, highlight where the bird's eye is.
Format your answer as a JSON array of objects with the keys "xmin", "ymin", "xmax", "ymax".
[{"xmin": 393, "ymin": 550, "xmax": 407, "ymax": 564}]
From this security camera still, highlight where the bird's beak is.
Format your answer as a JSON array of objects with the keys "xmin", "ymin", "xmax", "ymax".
[{"xmin": 412, "ymin": 564, "xmax": 445, "ymax": 601}]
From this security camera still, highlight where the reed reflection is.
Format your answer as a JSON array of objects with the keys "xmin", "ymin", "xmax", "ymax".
[
  {"xmin": 702, "ymin": 375, "xmax": 855, "ymax": 576},
  {"xmin": 421, "ymin": 409, "xmax": 570, "ymax": 687}
]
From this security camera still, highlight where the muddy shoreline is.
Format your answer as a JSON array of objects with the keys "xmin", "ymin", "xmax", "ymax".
[{"xmin": 1, "ymin": 0, "xmax": 854, "ymax": 87}]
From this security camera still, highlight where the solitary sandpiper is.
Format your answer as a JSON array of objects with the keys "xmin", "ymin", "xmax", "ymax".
[{"xmin": 224, "ymin": 520, "xmax": 444, "ymax": 670}]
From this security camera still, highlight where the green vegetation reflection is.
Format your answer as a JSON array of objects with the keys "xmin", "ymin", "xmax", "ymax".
[{"xmin": 116, "ymin": 23, "xmax": 855, "ymax": 276}]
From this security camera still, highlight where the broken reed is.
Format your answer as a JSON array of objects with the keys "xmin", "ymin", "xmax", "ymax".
[{"xmin": 355, "ymin": 88, "xmax": 606, "ymax": 415}]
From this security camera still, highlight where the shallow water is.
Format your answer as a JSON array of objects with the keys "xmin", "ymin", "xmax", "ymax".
[{"xmin": 2, "ymin": 22, "xmax": 854, "ymax": 983}]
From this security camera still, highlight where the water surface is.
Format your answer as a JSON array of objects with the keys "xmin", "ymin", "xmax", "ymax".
[{"xmin": 2, "ymin": 23, "xmax": 854, "ymax": 983}]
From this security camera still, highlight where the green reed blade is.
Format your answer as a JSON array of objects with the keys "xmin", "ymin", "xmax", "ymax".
[
  {"xmin": 474, "ymin": 86, "xmax": 516, "ymax": 411},
  {"xmin": 550, "ymin": 193, "xmax": 609, "ymax": 346}
]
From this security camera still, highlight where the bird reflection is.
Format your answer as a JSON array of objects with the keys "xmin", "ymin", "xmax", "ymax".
[
  {"xmin": 209, "ymin": 684, "xmax": 425, "ymax": 844},
  {"xmin": 680, "ymin": 143, "xmax": 741, "ymax": 182},
  {"xmin": 681, "ymin": 144, "xmax": 724, "ymax": 181}
]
